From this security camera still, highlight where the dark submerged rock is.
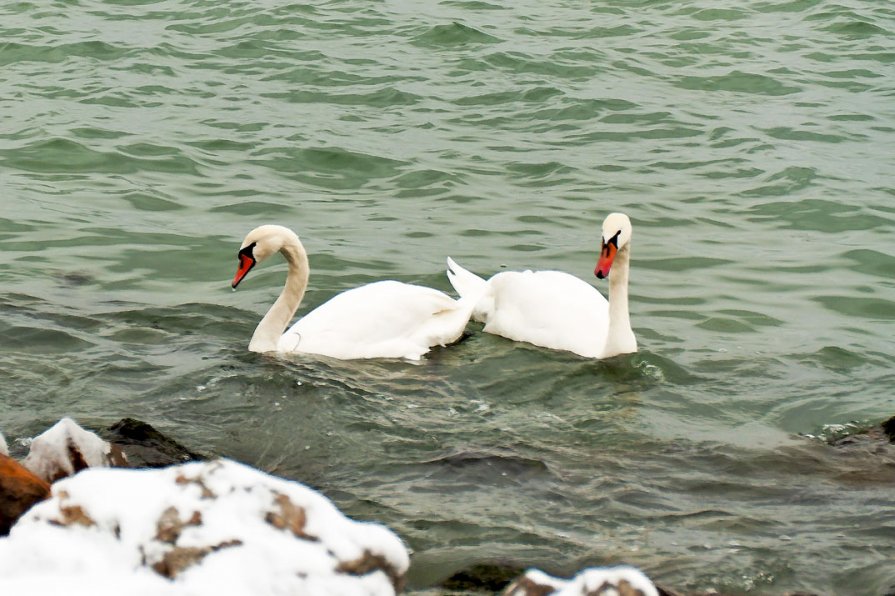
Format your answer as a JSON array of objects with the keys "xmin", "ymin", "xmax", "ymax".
[
  {"xmin": 826, "ymin": 415, "xmax": 895, "ymax": 448},
  {"xmin": 103, "ymin": 418, "xmax": 205, "ymax": 468},
  {"xmin": 880, "ymin": 415, "xmax": 895, "ymax": 442},
  {"xmin": 655, "ymin": 588, "xmax": 817, "ymax": 596},
  {"xmin": 440, "ymin": 562, "xmax": 526, "ymax": 593}
]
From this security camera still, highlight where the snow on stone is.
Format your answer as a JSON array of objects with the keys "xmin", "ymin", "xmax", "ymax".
[
  {"xmin": 0, "ymin": 430, "xmax": 7, "ymax": 457},
  {"xmin": 504, "ymin": 566, "xmax": 659, "ymax": 596},
  {"xmin": 0, "ymin": 458, "xmax": 409, "ymax": 596},
  {"xmin": 22, "ymin": 417, "xmax": 126, "ymax": 483}
]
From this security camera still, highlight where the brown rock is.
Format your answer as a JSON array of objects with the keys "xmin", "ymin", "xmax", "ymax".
[
  {"xmin": 503, "ymin": 575, "xmax": 555, "ymax": 596},
  {"xmin": 44, "ymin": 489, "xmax": 97, "ymax": 529},
  {"xmin": 152, "ymin": 539, "xmax": 243, "ymax": 578},
  {"xmin": 155, "ymin": 506, "xmax": 202, "ymax": 544},
  {"xmin": 265, "ymin": 491, "xmax": 314, "ymax": 540},
  {"xmin": 54, "ymin": 504, "xmax": 96, "ymax": 528},
  {"xmin": 174, "ymin": 471, "xmax": 215, "ymax": 499},
  {"xmin": 0, "ymin": 453, "xmax": 51, "ymax": 535},
  {"xmin": 337, "ymin": 549, "xmax": 406, "ymax": 594}
]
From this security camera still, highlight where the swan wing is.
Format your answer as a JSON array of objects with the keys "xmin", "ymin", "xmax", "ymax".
[
  {"xmin": 481, "ymin": 270, "xmax": 609, "ymax": 358},
  {"xmin": 278, "ymin": 280, "xmax": 472, "ymax": 360}
]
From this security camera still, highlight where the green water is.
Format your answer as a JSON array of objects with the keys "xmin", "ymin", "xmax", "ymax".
[{"xmin": 2, "ymin": 0, "xmax": 894, "ymax": 593}]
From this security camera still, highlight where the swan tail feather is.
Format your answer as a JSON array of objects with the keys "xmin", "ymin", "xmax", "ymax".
[
  {"xmin": 446, "ymin": 257, "xmax": 491, "ymax": 322},
  {"xmin": 446, "ymin": 257, "xmax": 486, "ymax": 299}
]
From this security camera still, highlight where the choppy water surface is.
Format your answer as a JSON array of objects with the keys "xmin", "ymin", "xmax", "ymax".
[{"xmin": 2, "ymin": 0, "xmax": 894, "ymax": 593}]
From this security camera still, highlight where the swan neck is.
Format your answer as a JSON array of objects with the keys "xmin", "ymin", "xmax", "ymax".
[
  {"xmin": 603, "ymin": 246, "xmax": 636, "ymax": 357},
  {"xmin": 249, "ymin": 239, "xmax": 309, "ymax": 353}
]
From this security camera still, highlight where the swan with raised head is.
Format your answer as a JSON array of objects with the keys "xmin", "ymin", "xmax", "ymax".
[
  {"xmin": 232, "ymin": 225, "xmax": 474, "ymax": 360},
  {"xmin": 446, "ymin": 212, "xmax": 637, "ymax": 359}
]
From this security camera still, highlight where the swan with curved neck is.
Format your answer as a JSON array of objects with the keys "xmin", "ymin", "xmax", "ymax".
[
  {"xmin": 445, "ymin": 212, "xmax": 637, "ymax": 359},
  {"xmin": 232, "ymin": 225, "xmax": 474, "ymax": 360}
]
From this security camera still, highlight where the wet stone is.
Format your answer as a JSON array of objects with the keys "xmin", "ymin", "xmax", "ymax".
[
  {"xmin": 440, "ymin": 562, "xmax": 526, "ymax": 593},
  {"xmin": 103, "ymin": 418, "xmax": 205, "ymax": 468}
]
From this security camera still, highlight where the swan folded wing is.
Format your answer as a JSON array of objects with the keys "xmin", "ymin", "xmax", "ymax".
[
  {"xmin": 484, "ymin": 270, "xmax": 609, "ymax": 358},
  {"xmin": 277, "ymin": 281, "xmax": 472, "ymax": 360}
]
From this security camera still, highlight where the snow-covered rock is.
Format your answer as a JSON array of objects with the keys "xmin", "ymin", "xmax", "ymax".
[
  {"xmin": 503, "ymin": 566, "xmax": 659, "ymax": 596},
  {"xmin": 22, "ymin": 417, "xmax": 127, "ymax": 483},
  {"xmin": 0, "ymin": 459, "xmax": 409, "ymax": 596}
]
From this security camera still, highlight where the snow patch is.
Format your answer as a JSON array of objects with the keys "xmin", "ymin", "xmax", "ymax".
[{"xmin": 506, "ymin": 566, "xmax": 659, "ymax": 596}]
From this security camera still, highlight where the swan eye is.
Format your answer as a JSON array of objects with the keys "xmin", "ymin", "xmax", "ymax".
[
  {"xmin": 601, "ymin": 231, "xmax": 620, "ymax": 257},
  {"xmin": 238, "ymin": 242, "xmax": 257, "ymax": 261},
  {"xmin": 232, "ymin": 242, "xmax": 258, "ymax": 289}
]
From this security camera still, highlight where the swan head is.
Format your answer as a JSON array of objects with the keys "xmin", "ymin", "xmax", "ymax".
[
  {"xmin": 232, "ymin": 225, "xmax": 300, "ymax": 288},
  {"xmin": 594, "ymin": 212, "xmax": 632, "ymax": 280}
]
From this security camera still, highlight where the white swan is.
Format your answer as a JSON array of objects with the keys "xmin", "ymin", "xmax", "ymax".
[
  {"xmin": 232, "ymin": 225, "xmax": 474, "ymax": 360},
  {"xmin": 446, "ymin": 212, "xmax": 637, "ymax": 359}
]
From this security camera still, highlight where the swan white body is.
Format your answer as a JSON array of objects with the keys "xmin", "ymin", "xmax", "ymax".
[
  {"xmin": 446, "ymin": 213, "xmax": 637, "ymax": 359},
  {"xmin": 232, "ymin": 225, "xmax": 473, "ymax": 360},
  {"xmin": 276, "ymin": 280, "xmax": 472, "ymax": 359}
]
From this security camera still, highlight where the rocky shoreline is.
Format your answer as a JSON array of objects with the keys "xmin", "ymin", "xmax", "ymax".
[{"xmin": 2, "ymin": 416, "xmax": 893, "ymax": 595}]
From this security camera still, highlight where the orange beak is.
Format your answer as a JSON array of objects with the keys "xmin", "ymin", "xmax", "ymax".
[
  {"xmin": 232, "ymin": 252, "xmax": 255, "ymax": 288},
  {"xmin": 594, "ymin": 239, "xmax": 617, "ymax": 279}
]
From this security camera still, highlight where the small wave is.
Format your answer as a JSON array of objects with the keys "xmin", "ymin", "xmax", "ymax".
[
  {"xmin": 824, "ymin": 20, "xmax": 889, "ymax": 38},
  {"xmin": 747, "ymin": 197, "xmax": 891, "ymax": 232},
  {"xmin": 0, "ymin": 41, "xmax": 127, "ymax": 67},
  {"xmin": 412, "ymin": 22, "xmax": 502, "ymax": 47},
  {"xmin": 675, "ymin": 71, "xmax": 801, "ymax": 96},
  {"xmin": 813, "ymin": 295, "xmax": 895, "ymax": 321},
  {"xmin": 0, "ymin": 137, "xmax": 202, "ymax": 176}
]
